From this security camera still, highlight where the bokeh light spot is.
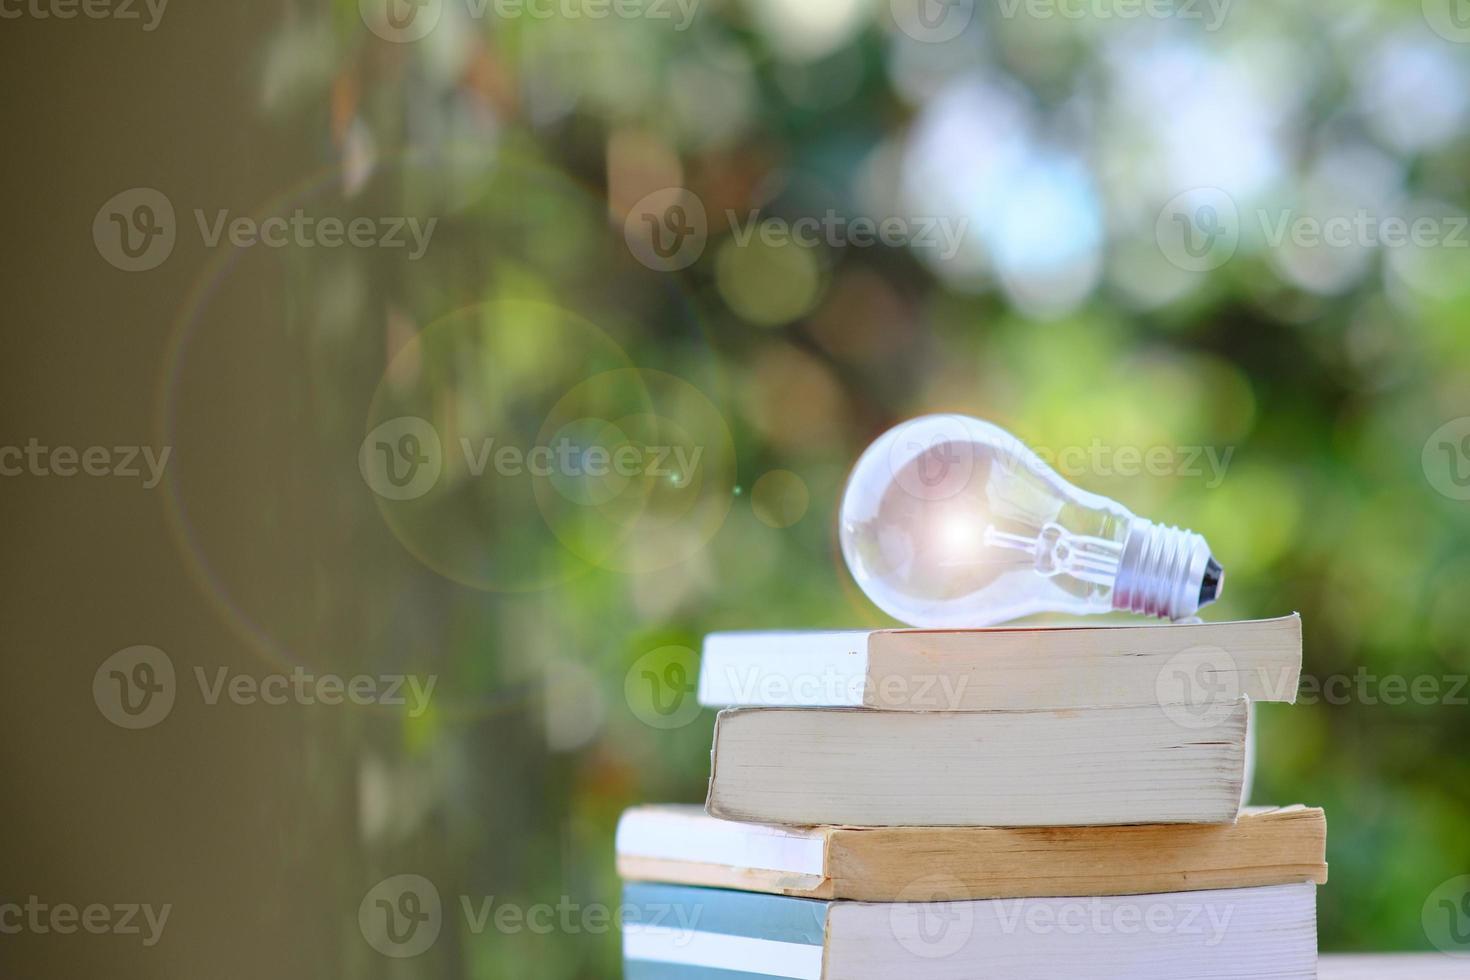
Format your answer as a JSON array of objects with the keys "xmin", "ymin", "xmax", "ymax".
[
  {"xmin": 715, "ymin": 234, "xmax": 825, "ymax": 326},
  {"xmin": 751, "ymin": 469, "xmax": 811, "ymax": 528}
]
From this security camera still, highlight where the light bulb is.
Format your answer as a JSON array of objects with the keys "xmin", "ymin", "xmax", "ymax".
[{"xmin": 840, "ymin": 415, "xmax": 1223, "ymax": 627}]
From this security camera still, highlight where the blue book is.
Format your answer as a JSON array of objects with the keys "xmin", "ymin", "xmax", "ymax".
[
  {"xmin": 623, "ymin": 884, "xmax": 826, "ymax": 980},
  {"xmin": 622, "ymin": 881, "xmax": 1317, "ymax": 979}
]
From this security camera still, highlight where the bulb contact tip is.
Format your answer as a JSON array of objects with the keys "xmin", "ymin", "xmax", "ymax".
[{"xmin": 1198, "ymin": 557, "xmax": 1224, "ymax": 608}]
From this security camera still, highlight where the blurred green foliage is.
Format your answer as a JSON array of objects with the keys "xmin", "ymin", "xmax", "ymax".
[{"xmin": 244, "ymin": 0, "xmax": 1470, "ymax": 973}]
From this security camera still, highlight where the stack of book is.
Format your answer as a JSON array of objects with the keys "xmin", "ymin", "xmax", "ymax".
[{"xmin": 618, "ymin": 615, "xmax": 1327, "ymax": 978}]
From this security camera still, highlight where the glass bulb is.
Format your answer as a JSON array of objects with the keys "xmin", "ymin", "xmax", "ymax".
[{"xmin": 840, "ymin": 415, "xmax": 1223, "ymax": 627}]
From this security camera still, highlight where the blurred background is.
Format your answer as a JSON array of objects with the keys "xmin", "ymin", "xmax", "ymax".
[{"xmin": 3, "ymin": 0, "xmax": 1469, "ymax": 976}]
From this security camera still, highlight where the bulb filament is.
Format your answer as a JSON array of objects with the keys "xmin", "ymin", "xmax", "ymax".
[{"xmin": 983, "ymin": 522, "xmax": 1123, "ymax": 586}]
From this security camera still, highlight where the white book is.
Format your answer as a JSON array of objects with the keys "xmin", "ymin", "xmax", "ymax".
[
  {"xmin": 699, "ymin": 614, "xmax": 1301, "ymax": 711},
  {"xmin": 706, "ymin": 701, "xmax": 1248, "ymax": 827},
  {"xmin": 623, "ymin": 881, "xmax": 1319, "ymax": 980}
]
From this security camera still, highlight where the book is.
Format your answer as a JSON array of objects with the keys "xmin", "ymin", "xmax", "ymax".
[
  {"xmin": 621, "ymin": 881, "xmax": 1318, "ymax": 979},
  {"xmin": 706, "ymin": 701, "xmax": 1247, "ymax": 827},
  {"xmin": 1318, "ymin": 955, "xmax": 1468, "ymax": 978},
  {"xmin": 699, "ymin": 614, "xmax": 1301, "ymax": 711},
  {"xmin": 617, "ymin": 804, "xmax": 1328, "ymax": 901}
]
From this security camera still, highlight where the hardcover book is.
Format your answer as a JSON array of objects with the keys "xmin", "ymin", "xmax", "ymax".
[{"xmin": 617, "ymin": 804, "xmax": 1328, "ymax": 901}]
